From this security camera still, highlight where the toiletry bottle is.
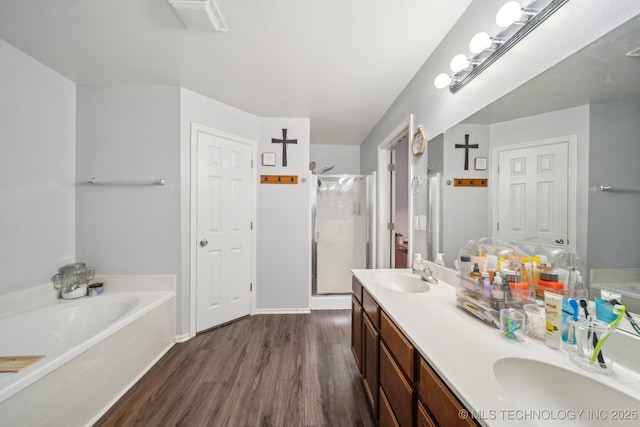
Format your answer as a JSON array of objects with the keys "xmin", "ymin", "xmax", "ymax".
[
  {"xmin": 460, "ymin": 255, "xmax": 471, "ymax": 277},
  {"xmin": 486, "ymin": 255, "xmax": 498, "ymax": 282},
  {"xmin": 544, "ymin": 291, "xmax": 562, "ymax": 349},
  {"xmin": 469, "ymin": 263, "xmax": 481, "ymax": 279},
  {"xmin": 412, "ymin": 253, "xmax": 423, "ymax": 272},
  {"xmin": 491, "ymin": 274, "xmax": 504, "ymax": 301},
  {"xmin": 435, "ymin": 253, "xmax": 445, "ymax": 267},
  {"xmin": 482, "ymin": 269, "xmax": 491, "ymax": 298}
]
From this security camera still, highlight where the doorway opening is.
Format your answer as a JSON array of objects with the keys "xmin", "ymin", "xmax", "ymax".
[{"xmin": 377, "ymin": 115, "xmax": 413, "ymax": 269}]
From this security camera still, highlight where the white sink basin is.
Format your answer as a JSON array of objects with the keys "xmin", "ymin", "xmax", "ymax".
[
  {"xmin": 493, "ymin": 357, "xmax": 640, "ymax": 426},
  {"xmin": 375, "ymin": 273, "xmax": 429, "ymax": 293}
]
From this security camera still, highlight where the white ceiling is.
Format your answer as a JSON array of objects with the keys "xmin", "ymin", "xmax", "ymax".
[{"xmin": 0, "ymin": 0, "xmax": 473, "ymax": 145}]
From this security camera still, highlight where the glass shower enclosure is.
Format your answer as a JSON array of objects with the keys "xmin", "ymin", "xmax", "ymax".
[{"xmin": 311, "ymin": 174, "xmax": 372, "ymax": 295}]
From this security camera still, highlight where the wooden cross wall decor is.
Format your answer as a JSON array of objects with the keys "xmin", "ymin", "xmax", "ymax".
[
  {"xmin": 271, "ymin": 128, "xmax": 297, "ymax": 167},
  {"xmin": 455, "ymin": 134, "xmax": 479, "ymax": 170}
]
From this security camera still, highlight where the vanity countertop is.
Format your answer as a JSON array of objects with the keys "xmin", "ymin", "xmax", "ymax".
[{"xmin": 352, "ymin": 265, "xmax": 640, "ymax": 427}]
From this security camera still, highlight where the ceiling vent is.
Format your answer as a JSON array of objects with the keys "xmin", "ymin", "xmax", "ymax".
[
  {"xmin": 168, "ymin": 0, "xmax": 228, "ymax": 32},
  {"xmin": 625, "ymin": 47, "xmax": 640, "ymax": 57}
]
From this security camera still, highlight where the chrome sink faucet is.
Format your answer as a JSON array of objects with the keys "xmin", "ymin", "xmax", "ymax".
[
  {"xmin": 420, "ymin": 266, "xmax": 439, "ymax": 284},
  {"xmin": 412, "ymin": 255, "xmax": 439, "ymax": 284}
]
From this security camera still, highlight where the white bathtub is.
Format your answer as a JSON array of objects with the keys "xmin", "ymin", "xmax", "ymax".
[{"xmin": 0, "ymin": 278, "xmax": 176, "ymax": 426}]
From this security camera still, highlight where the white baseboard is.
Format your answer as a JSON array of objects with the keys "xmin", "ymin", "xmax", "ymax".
[
  {"xmin": 310, "ymin": 295, "xmax": 351, "ymax": 310},
  {"xmin": 253, "ymin": 308, "xmax": 312, "ymax": 315},
  {"xmin": 174, "ymin": 333, "xmax": 192, "ymax": 343}
]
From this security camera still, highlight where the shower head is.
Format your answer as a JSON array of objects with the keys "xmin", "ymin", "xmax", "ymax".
[{"xmin": 319, "ymin": 165, "xmax": 335, "ymax": 174}]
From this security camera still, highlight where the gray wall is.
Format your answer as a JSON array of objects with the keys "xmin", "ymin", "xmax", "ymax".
[
  {"xmin": 256, "ymin": 118, "xmax": 311, "ymax": 310},
  {"xmin": 441, "ymin": 124, "xmax": 490, "ymax": 267},
  {"xmin": 588, "ymin": 104, "xmax": 640, "ymax": 269},
  {"xmin": 0, "ymin": 39, "xmax": 76, "ymax": 294},
  {"xmin": 76, "ymin": 86, "xmax": 181, "ymax": 279},
  {"xmin": 310, "ymin": 144, "xmax": 360, "ymax": 175}
]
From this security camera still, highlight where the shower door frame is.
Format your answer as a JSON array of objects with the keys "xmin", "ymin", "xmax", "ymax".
[{"xmin": 311, "ymin": 174, "xmax": 369, "ymax": 296}]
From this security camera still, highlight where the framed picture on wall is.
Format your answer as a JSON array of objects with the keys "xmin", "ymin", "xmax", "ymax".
[
  {"xmin": 262, "ymin": 152, "xmax": 276, "ymax": 166},
  {"xmin": 474, "ymin": 157, "xmax": 487, "ymax": 170}
]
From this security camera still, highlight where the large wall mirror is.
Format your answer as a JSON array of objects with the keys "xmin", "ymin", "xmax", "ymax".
[{"xmin": 426, "ymin": 15, "xmax": 640, "ymax": 284}]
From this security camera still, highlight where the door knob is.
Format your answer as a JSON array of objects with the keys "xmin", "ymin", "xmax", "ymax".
[
  {"xmin": 555, "ymin": 239, "xmax": 565, "ymax": 244},
  {"xmin": 200, "ymin": 239, "xmax": 208, "ymax": 247}
]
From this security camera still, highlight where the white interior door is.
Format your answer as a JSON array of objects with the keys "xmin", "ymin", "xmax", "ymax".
[
  {"xmin": 496, "ymin": 139, "xmax": 569, "ymax": 244},
  {"xmin": 196, "ymin": 131, "xmax": 253, "ymax": 332}
]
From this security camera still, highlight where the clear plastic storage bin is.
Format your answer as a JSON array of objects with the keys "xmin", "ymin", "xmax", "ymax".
[
  {"xmin": 511, "ymin": 238, "xmax": 585, "ymax": 300},
  {"xmin": 456, "ymin": 238, "xmax": 534, "ymax": 328}
]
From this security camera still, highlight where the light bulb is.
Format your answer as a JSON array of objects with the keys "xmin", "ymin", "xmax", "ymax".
[
  {"xmin": 469, "ymin": 32, "xmax": 493, "ymax": 54},
  {"xmin": 496, "ymin": 1, "xmax": 523, "ymax": 27},
  {"xmin": 449, "ymin": 54, "xmax": 470, "ymax": 73},
  {"xmin": 434, "ymin": 73, "xmax": 452, "ymax": 89}
]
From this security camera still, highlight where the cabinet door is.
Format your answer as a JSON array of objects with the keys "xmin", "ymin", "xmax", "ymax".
[
  {"xmin": 362, "ymin": 314, "xmax": 380, "ymax": 417},
  {"xmin": 417, "ymin": 400, "xmax": 438, "ymax": 427},
  {"xmin": 351, "ymin": 296, "xmax": 363, "ymax": 373},
  {"xmin": 379, "ymin": 386, "xmax": 400, "ymax": 427},
  {"xmin": 418, "ymin": 357, "xmax": 478, "ymax": 427},
  {"xmin": 380, "ymin": 343, "xmax": 414, "ymax": 427}
]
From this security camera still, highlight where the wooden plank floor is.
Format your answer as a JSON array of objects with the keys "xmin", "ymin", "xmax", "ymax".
[{"xmin": 95, "ymin": 310, "xmax": 375, "ymax": 427}]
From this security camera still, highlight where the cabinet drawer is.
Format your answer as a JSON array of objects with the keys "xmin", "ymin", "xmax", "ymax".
[
  {"xmin": 379, "ymin": 387, "xmax": 400, "ymax": 427},
  {"xmin": 352, "ymin": 276, "xmax": 363, "ymax": 304},
  {"xmin": 380, "ymin": 343, "xmax": 414, "ymax": 427},
  {"xmin": 417, "ymin": 400, "xmax": 437, "ymax": 427},
  {"xmin": 362, "ymin": 289, "xmax": 380, "ymax": 328},
  {"xmin": 380, "ymin": 311, "xmax": 415, "ymax": 381},
  {"xmin": 418, "ymin": 357, "xmax": 478, "ymax": 427}
]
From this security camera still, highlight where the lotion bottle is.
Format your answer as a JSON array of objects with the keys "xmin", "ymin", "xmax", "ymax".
[{"xmin": 544, "ymin": 291, "xmax": 562, "ymax": 349}]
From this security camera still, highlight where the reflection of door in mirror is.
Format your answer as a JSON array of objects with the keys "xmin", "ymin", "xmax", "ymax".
[
  {"xmin": 393, "ymin": 141, "xmax": 409, "ymax": 268},
  {"xmin": 494, "ymin": 137, "xmax": 575, "ymax": 245}
]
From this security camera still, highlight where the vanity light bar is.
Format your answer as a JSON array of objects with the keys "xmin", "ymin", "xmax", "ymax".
[{"xmin": 440, "ymin": 0, "xmax": 570, "ymax": 94}]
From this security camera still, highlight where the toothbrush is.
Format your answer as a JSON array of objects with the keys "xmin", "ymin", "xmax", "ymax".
[
  {"xmin": 580, "ymin": 299, "xmax": 607, "ymax": 367},
  {"xmin": 589, "ymin": 304, "xmax": 625, "ymax": 366},
  {"xmin": 609, "ymin": 298, "xmax": 640, "ymax": 336}
]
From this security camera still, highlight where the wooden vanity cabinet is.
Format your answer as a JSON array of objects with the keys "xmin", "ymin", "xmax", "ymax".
[
  {"xmin": 353, "ymin": 277, "xmax": 380, "ymax": 418},
  {"xmin": 351, "ymin": 295, "xmax": 363, "ymax": 373},
  {"xmin": 362, "ymin": 312, "xmax": 380, "ymax": 416},
  {"xmin": 351, "ymin": 276, "xmax": 364, "ymax": 373},
  {"xmin": 352, "ymin": 275, "xmax": 478, "ymax": 426}
]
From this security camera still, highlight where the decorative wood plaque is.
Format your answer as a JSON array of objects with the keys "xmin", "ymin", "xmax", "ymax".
[
  {"xmin": 261, "ymin": 175, "xmax": 298, "ymax": 184},
  {"xmin": 453, "ymin": 178, "xmax": 488, "ymax": 187}
]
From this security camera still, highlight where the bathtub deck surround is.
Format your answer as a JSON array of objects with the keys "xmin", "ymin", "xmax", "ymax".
[
  {"xmin": 0, "ymin": 275, "xmax": 176, "ymax": 426},
  {"xmin": 352, "ymin": 265, "xmax": 640, "ymax": 426}
]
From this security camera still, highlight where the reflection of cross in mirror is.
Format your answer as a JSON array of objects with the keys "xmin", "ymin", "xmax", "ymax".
[
  {"xmin": 455, "ymin": 134, "xmax": 479, "ymax": 170},
  {"xmin": 271, "ymin": 129, "xmax": 297, "ymax": 167}
]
